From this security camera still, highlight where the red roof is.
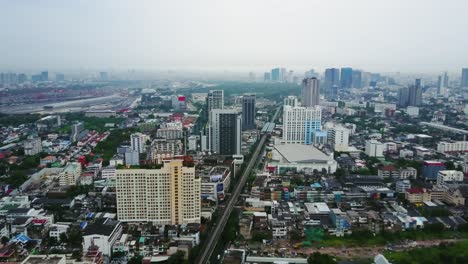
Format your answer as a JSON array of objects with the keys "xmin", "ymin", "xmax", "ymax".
[{"xmin": 407, "ymin": 187, "xmax": 426, "ymax": 194}]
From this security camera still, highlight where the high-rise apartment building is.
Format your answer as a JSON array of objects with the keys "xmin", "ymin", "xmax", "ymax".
[
  {"xmin": 24, "ymin": 136, "xmax": 42, "ymax": 156},
  {"xmin": 283, "ymin": 96, "xmax": 298, "ymax": 107},
  {"xmin": 205, "ymin": 90, "xmax": 224, "ymax": 118},
  {"xmin": 328, "ymin": 126, "xmax": 350, "ymax": 152},
  {"xmin": 302, "ymin": 78, "xmax": 320, "ymax": 107},
  {"xmin": 116, "ymin": 159, "xmax": 201, "ymax": 224},
  {"xmin": 398, "ymin": 87, "xmax": 409, "ymax": 107},
  {"xmin": 208, "ymin": 109, "xmax": 241, "ymax": 155},
  {"xmin": 282, "ymin": 105, "xmax": 322, "ymax": 144},
  {"xmin": 242, "ymin": 94, "xmax": 256, "ymax": 130},
  {"xmin": 461, "ymin": 68, "xmax": 468, "ymax": 88},
  {"xmin": 130, "ymin": 133, "xmax": 149, "ymax": 154},
  {"xmin": 340, "ymin": 67, "xmax": 353, "ymax": 89},
  {"xmin": 59, "ymin": 162, "xmax": 82, "ymax": 186}
]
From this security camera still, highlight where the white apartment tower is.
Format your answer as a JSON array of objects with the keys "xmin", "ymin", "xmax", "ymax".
[
  {"xmin": 282, "ymin": 105, "xmax": 322, "ymax": 144},
  {"xmin": 116, "ymin": 159, "xmax": 201, "ymax": 224},
  {"xmin": 130, "ymin": 133, "xmax": 149, "ymax": 154},
  {"xmin": 329, "ymin": 126, "xmax": 350, "ymax": 151},
  {"xmin": 365, "ymin": 140, "xmax": 384, "ymax": 157}
]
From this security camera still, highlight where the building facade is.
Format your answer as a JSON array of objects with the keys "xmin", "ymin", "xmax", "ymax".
[
  {"xmin": 116, "ymin": 159, "xmax": 201, "ymax": 224},
  {"xmin": 282, "ymin": 105, "xmax": 322, "ymax": 144},
  {"xmin": 302, "ymin": 77, "xmax": 320, "ymax": 107},
  {"xmin": 208, "ymin": 109, "xmax": 241, "ymax": 155},
  {"xmin": 242, "ymin": 94, "xmax": 256, "ymax": 130}
]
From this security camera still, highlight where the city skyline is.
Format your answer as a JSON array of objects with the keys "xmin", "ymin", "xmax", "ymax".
[{"xmin": 1, "ymin": 0, "xmax": 468, "ymax": 73}]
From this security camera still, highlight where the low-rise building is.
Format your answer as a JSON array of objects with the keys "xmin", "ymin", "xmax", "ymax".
[
  {"xmin": 437, "ymin": 170, "xmax": 464, "ymax": 185},
  {"xmin": 59, "ymin": 162, "xmax": 82, "ymax": 186}
]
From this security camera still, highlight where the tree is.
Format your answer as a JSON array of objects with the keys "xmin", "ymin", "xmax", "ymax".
[
  {"xmin": 445, "ymin": 161, "xmax": 455, "ymax": 170},
  {"xmin": 307, "ymin": 252, "xmax": 337, "ymax": 264},
  {"xmin": 167, "ymin": 251, "xmax": 187, "ymax": 264},
  {"xmin": 1, "ymin": 236, "xmax": 9, "ymax": 245}
]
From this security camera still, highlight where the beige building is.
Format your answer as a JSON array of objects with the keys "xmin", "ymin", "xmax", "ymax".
[
  {"xmin": 59, "ymin": 162, "xmax": 82, "ymax": 186},
  {"xmin": 116, "ymin": 159, "xmax": 201, "ymax": 225}
]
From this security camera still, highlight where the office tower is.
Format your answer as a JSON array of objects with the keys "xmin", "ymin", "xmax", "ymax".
[
  {"xmin": 130, "ymin": 133, "xmax": 149, "ymax": 153},
  {"xmin": 283, "ymin": 96, "xmax": 298, "ymax": 107},
  {"xmin": 329, "ymin": 126, "xmax": 350, "ymax": 152},
  {"xmin": 437, "ymin": 75, "xmax": 443, "ymax": 94},
  {"xmin": 56, "ymin": 73, "xmax": 65, "ymax": 81},
  {"xmin": 264, "ymin": 72, "xmax": 271, "ymax": 82},
  {"xmin": 242, "ymin": 94, "xmax": 256, "ymax": 130},
  {"xmin": 116, "ymin": 159, "xmax": 201, "ymax": 224},
  {"xmin": 443, "ymin": 72, "xmax": 449, "ymax": 87},
  {"xmin": 41, "ymin": 71, "xmax": 48, "ymax": 82},
  {"xmin": 208, "ymin": 109, "xmax": 241, "ymax": 155},
  {"xmin": 340, "ymin": 67, "xmax": 353, "ymax": 89},
  {"xmin": 100, "ymin": 72, "xmax": 108, "ymax": 81},
  {"xmin": 352, "ymin": 70, "xmax": 362, "ymax": 88},
  {"xmin": 324, "ymin": 68, "xmax": 340, "ymax": 97},
  {"xmin": 302, "ymin": 77, "xmax": 320, "ymax": 107},
  {"xmin": 462, "ymin": 68, "xmax": 468, "ymax": 88},
  {"xmin": 271, "ymin": 68, "xmax": 280, "ymax": 82},
  {"xmin": 398, "ymin": 87, "xmax": 409, "ymax": 107},
  {"xmin": 305, "ymin": 69, "xmax": 318, "ymax": 78},
  {"xmin": 408, "ymin": 79, "xmax": 423, "ymax": 106},
  {"xmin": 18, "ymin": 73, "xmax": 27, "ymax": 83},
  {"xmin": 282, "ymin": 105, "xmax": 322, "ymax": 144},
  {"xmin": 248, "ymin": 72, "xmax": 256, "ymax": 82},
  {"xmin": 365, "ymin": 140, "xmax": 384, "ymax": 157},
  {"xmin": 281, "ymin": 68, "xmax": 287, "ymax": 82}
]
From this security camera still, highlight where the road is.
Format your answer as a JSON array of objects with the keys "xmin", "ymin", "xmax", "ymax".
[{"xmin": 196, "ymin": 106, "xmax": 281, "ymax": 264}]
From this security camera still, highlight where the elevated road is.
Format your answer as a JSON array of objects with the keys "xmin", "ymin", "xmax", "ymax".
[{"xmin": 196, "ymin": 106, "xmax": 281, "ymax": 264}]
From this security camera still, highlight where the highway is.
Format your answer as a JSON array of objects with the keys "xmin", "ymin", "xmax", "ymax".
[{"xmin": 196, "ymin": 106, "xmax": 281, "ymax": 264}]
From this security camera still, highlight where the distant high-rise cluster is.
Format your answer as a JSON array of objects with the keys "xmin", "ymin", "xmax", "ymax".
[{"xmin": 398, "ymin": 79, "xmax": 423, "ymax": 107}]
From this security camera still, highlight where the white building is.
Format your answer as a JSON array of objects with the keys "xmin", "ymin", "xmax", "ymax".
[
  {"xmin": 365, "ymin": 140, "xmax": 384, "ymax": 157},
  {"xmin": 282, "ymin": 105, "xmax": 322, "ymax": 144},
  {"xmin": 188, "ymin": 135, "xmax": 198, "ymax": 151},
  {"xmin": 59, "ymin": 162, "xmax": 82, "ymax": 186},
  {"xmin": 437, "ymin": 170, "xmax": 464, "ymax": 185},
  {"xmin": 130, "ymin": 133, "xmax": 149, "ymax": 154},
  {"xmin": 283, "ymin": 96, "xmax": 298, "ymax": 107},
  {"xmin": 85, "ymin": 110, "xmax": 116, "ymax": 118},
  {"xmin": 156, "ymin": 128, "xmax": 183, "ymax": 140},
  {"xmin": 396, "ymin": 180, "xmax": 411, "ymax": 193},
  {"xmin": 116, "ymin": 159, "xmax": 201, "ymax": 224},
  {"xmin": 399, "ymin": 149, "xmax": 414, "ymax": 158},
  {"xmin": 269, "ymin": 144, "xmax": 337, "ymax": 174},
  {"xmin": 24, "ymin": 136, "xmax": 42, "ymax": 156},
  {"xmin": 101, "ymin": 166, "xmax": 116, "ymax": 179},
  {"xmin": 406, "ymin": 106, "xmax": 419, "ymax": 117},
  {"xmin": 328, "ymin": 126, "xmax": 349, "ymax": 151},
  {"xmin": 124, "ymin": 150, "xmax": 139, "ymax": 166},
  {"xmin": 437, "ymin": 141, "xmax": 468, "ymax": 154},
  {"xmin": 82, "ymin": 218, "xmax": 122, "ymax": 256}
]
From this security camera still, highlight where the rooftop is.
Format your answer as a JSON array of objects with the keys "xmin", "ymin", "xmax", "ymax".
[{"xmin": 274, "ymin": 144, "xmax": 331, "ymax": 163}]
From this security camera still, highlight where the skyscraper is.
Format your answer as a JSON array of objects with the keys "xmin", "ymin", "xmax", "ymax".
[
  {"xmin": 130, "ymin": 133, "xmax": 149, "ymax": 154},
  {"xmin": 41, "ymin": 71, "xmax": 48, "ymax": 82},
  {"xmin": 302, "ymin": 77, "xmax": 320, "ymax": 107},
  {"xmin": 264, "ymin": 72, "xmax": 271, "ymax": 82},
  {"xmin": 271, "ymin": 68, "xmax": 280, "ymax": 82},
  {"xmin": 205, "ymin": 90, "xmax": 224, "ymax": 120},
  {"xmin": 242, "ymin": 94, "xmax": 256, "ymax": 130},
  {"xmin": 283, "ymin": 96, "xmax": 298, "ymax": 107},
  {"xmin": 116, "ymin": 159, "xmax": 201, "ymax": 224},
  {"xmin": 352, "ymin": 70, "xmax": 362, "ymax": 88},
  {"xmin": 443, "ymin": 72, "xmax": 449, "ymax": 87},
  {"xmin": 208, "ymin": 109, "xmax": 241, "ymax": 155},
  {"xmin": 462, "ymin": 68, "xmax": 468, "ymax": 88},
  {"xmin": 340, "ymin": 67, "xmax": 353, "ymax": 89},
  {"xmin": 324, "ymin": 68, "xmax": 340, "ymax": 98},
  {"xmin": 408, "ymin": 79, "xmax": 422, "ymax": 106},
  {"xmin": 282, "ymin": 105, "xmax": 322, "ymax": 144},
  {"xmin": 437, "ymin": 75, "xmax": 443, "ymax": 94},
  {"xmin": 398, "ymin": 87, "xmax": 409, "ymax": 107}
]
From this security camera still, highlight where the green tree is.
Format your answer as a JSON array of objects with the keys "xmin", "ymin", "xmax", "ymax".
[
  {"xmin": 167, "ymin": 251, "xmax": 187, "ymax": 264},
  {"xmin": 128, "ymin": 255, "xmax": 143, "ymax": 264},
  {"xmin": 307, "ymin": 252, "xmax": 337, "ymax": 264}
]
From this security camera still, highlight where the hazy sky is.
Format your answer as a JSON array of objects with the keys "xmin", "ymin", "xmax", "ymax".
[{"xmin": 1, "ymin": 0, "xmax": 468, "ymax": 73}]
